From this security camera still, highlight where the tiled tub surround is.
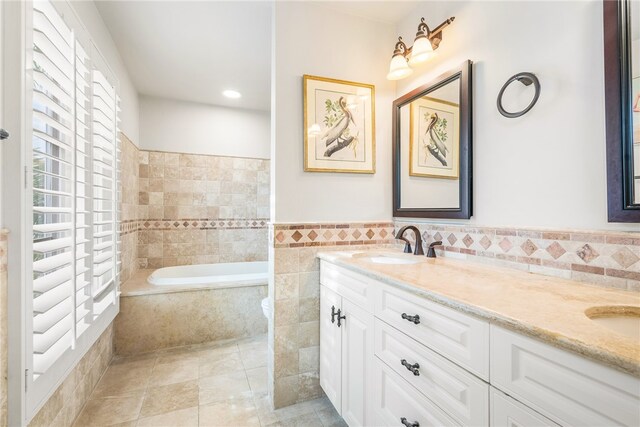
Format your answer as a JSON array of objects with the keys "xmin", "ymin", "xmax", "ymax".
[
  {"xmin": 119, "ymin": 133, "xmax": 141, "ymax": 284},
  {"xmin": 395, "ymin": 221, "xmax": 640, "ymax": 291},
  {"xmin": 28, "ymin": 325, "xmax": 114, "ymax": 427},
  {"xmin": 137, "ymin": 221, "xmax": 268, "ymax": 269},
  {"xmin": 135, "ymin": 150, "xmax": 270, "ymax": 268},
  {"xmin": 115, "ymin": 270, "xmax": 268, "ymax": 355},
  {"xmin": 0, "ymin": 231, "xmax": 7, "ymax": 427},
  {"xmin": 269, "ymin": 222, "xmax": 397, "ymax": 409}
]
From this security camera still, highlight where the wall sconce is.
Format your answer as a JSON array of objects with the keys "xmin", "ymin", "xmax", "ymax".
[{"xmin": 387, "ymin": 16, "xmax": 455, "ymax": 80}]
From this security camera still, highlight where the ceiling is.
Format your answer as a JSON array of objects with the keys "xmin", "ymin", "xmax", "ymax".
[
  {"xmin": 95, "ymin": 1, "xmax": 272, "ymax": 111},
  {"xmin": 95, "ymin": 1, "xmax": 420, "ymax": 112}
]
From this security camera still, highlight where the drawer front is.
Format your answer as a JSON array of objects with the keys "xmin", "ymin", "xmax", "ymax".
[
  {"xmin": 491, "ymin": 325, "xmax": 640, "ymax": 427},
  {"xmin": 320, "ymin": 262, "xmax": 374, "ymax": 311},
  {"xmin": 374, "ymin": 319, "xmax": 489, "ymax": 426},
  {"xmin": 375, "ymin": 284, "xmax": 489, "ymax": 379},
  {"xmin": 372, "ymin": 358, "xmax": 459, "ymax": 427},
  {"xmin": 490, "ymin": 387, "xmax": 558, "ymax": 427}
]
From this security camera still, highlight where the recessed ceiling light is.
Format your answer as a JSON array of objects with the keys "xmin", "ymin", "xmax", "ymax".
[{"xmin": 223, "ymin": 90, "xmax": 242, "ymax": 99}]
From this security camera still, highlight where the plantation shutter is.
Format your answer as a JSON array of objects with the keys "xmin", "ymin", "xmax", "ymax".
[
  {"xmin": 27, "ymin": 0, "xmax": 120, "ymax": 412},
  {"xmin": 74, "ymin": 38, "xmax": 93, "ymax": 337},
  {"xmin": 91, "ymin": 64, "xmax": 118, "ymax": 314},
  {"xmin": 31, "ymin": 0, "xmax": 76, "ymax": 377}
]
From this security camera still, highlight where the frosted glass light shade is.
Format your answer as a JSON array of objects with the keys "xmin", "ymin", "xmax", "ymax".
[
  {"xmin": 387, "ymin": 54, "xmax": 413, "ymax": 80},
  {"xmin": 308, "ymin": 123, "xmax": 322, "ymax": 136},
  {"xmin": 408, "ymin": 36, "xmax": 433, "ymax": 66}
]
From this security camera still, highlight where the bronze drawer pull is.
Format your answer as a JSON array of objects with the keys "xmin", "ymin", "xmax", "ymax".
[
  {"xmin": 401, "ymin": 313, "xmax": 420, "ymax": 324},
  {"xmin": 401, "ymin": 359, "xmax": 420, "ymax": 376}
]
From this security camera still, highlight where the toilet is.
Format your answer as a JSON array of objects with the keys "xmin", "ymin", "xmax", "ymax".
[{"xmin": 261, "ymin": 298, "xmax": 271, "ymax": 319}]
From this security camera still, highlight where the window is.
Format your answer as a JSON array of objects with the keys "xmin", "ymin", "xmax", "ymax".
[{"xmin": 26, "ymin": 0, "xmax": 120, "ymax": 416}]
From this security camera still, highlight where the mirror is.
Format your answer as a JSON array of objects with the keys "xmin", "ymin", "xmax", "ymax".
[
  {"xmin": 604, "ymin": 0, "xmax": 640, "ymax": 222},
  {"xmin": 393, "ymin": 60, "xmax": 472, "ymax": 219}
]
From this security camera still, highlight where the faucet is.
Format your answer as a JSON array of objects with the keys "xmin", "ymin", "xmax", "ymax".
[
  {"xmin": 426, "ymin": 241, "xmax": 443, "ymax": 258},
  {"xmin": 395, "ymin": 225, "xmax": 424, "ymax": 256}
]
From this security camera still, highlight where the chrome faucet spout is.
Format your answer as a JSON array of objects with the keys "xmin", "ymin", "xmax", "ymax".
[{"xmin": 395, "ymin": 226, "xmax": 424, "ymax": 256}]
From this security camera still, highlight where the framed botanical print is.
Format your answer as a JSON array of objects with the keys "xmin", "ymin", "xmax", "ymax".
[
  {"xmin": 303, "ymin": 75, "xmax": 375, "ymax": 173},
  {"xmin": 409, "ymin": 96, "xmax": 459, "ymax": 179}
]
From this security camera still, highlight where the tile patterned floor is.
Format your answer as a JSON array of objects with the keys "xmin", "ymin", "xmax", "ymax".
[{"xmin": 72, "ymin": 335, "xmax": 346, "ymax": 427}]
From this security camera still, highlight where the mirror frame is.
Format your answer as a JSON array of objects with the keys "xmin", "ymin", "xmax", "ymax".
[
  {"xmin": 604, "ymin": 0, "xmax": 640, "ymax": 222},
  {"xmin": 392, "ymin": 60, "xmax": 473, "ymax": 219}
]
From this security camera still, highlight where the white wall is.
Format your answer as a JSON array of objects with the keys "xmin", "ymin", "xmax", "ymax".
[
  {"xmin": 272, "ymin": 2, "xmax": 396, "ymax": 223},
  {"xmin": 395, "ymin": 0, "xmax": 639, "ymax": 231},
  {"xmin": 70, "ymin": 0, "xmax": 139, "ymax": 144},
  {"xmin": 140, "ymin": 96, "xmax": 270, "ymax": 159}
]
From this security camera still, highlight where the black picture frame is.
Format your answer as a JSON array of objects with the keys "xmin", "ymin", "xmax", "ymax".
[
  {"xmin": 392, "ymin": 60, "xmax": 473, "ymax": 219},
  {"xmin": 604, "ymin": 0, "xmax": 639, "ymax": 222}
]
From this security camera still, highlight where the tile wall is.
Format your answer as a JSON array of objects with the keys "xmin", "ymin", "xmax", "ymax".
[
  {"xmin": 27, "ymin": 325, "xmax": 114, "ymax": 427},
  {"xmin": 0, "ymin": 231, "xmax": 7, "ymax": 427},
  {"xmin": 268, "ymin": 222, "xmax": 397, "ymax": 409},
  {"xmin": 135, "ymin": 151, "xmax": 270, "ymax": 269},
  {"xmin": 119, "ymin": 133, "xmax": 140, "ymax": 283},
  {"xmin": 395, "ymin": 221, "xmax": 640, "ymax": 291}
]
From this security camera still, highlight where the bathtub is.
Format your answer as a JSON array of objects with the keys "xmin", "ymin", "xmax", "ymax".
[
  {"xmin": 116, "ymin": 261, "xmax": 269, "ymax": 355},
  {"xmin": 147, "ymin": 261, "xmax": 268, "ymax": 286}
]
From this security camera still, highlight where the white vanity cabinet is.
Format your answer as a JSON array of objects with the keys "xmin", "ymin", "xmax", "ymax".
[
  {"xmin": 319, "ymin": 269, "xmax": 374, "ymax": 427},
  {"xmin": 319, "ymin": 259, "xmax": 640, "ymax": 427}
]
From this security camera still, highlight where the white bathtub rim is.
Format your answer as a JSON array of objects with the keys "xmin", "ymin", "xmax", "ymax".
[
  {"xmin": 147, "ymin": 261, "xmax": 267, "ymax": 286},
  {"xmin": 121, "ymin": 276, "xmax": 268, "ymax": 297}
]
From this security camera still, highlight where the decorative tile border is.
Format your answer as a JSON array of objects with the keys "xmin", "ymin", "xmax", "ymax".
[
  {"xmin": 396, "ymin": 221, "xmax": 640, "ymax": 290},
  {"xmin": 272, "ymin": 222, "xmax": 396, "ymax": 248},
  {"xmin": 119, "ymin": 218, "xmax": 269, "ymax": 235}
]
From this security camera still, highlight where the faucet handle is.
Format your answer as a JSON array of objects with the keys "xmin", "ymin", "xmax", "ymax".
[
  {"xmin": 426, "ymin": 241, "xmax": 443, "ymax": 258},
  {"xmin": 399, "ymin": 238, "xmax": 412, "ymax": 254}
]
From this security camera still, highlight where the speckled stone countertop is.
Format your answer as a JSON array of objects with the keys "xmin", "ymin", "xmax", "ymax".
[{"xmin": 317, "ymin": 250, "xmax": 640, "ymax": 377}]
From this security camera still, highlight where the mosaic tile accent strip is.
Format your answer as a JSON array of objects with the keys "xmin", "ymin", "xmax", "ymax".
[
  {"xmin": 396, "ymin": 221, "xmax": 640, "ymax": 290},
  {"xmin": 119, "ymin": 218, "xmax": 269, "ymax": 235},
  {"xmin": 273, "ymin": 222, "xmax": 396, "ymax": 248}
]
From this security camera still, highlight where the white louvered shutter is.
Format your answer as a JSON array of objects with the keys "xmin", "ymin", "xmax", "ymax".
[
  {"xmin": 27, "ymin": 0, "xmax": 120, "ymax": 415},
  {"xmin": 31, "ymin": 0, "xmax": 76, "ymax": 378},
  {"xmin": 74, "ymin": 38, "xmax": 93, "ymax": 337},
  {"xmin": 91, "ymin": 66, "xmax": 117, "ymax": 313}
]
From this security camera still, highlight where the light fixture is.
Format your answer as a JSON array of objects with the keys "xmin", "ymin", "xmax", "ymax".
[
  {"xmin": 222, "ymin": 89, "xmax": 242, "ymax": 99},
  {"xmin": 387, "ymin": 16, "xmax": 455, "ymax": 80},
  {"xmin": 308, "ymin": 123, "xmax": 322, "ymax": 136}
]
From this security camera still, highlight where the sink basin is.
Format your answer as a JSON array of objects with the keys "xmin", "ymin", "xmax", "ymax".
[
  {"xmin": 354, "ymin": 253, "xmax": 421, "ymax": 265},
  {"xmin": 585, "ymin": 306, "xmax": 640, "ymax": 341}
]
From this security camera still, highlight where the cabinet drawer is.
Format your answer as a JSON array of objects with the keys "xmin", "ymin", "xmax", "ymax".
[
  {"xmin": 375, "ymin": 284, "xmax": 489, "ymax": 379},
  {"xmin": 374, "ymin": 319, "xmax": 489, "ymax": 426},
  {"xmin": 372, "ymin": 358, "xmax": 459, "ymax": 427},
  {"xmin": 320, "ymin": 262, "xmax": 375, "ymax": 311},
  {"xmin": 491, "ymin": 325, "xmax": 640, "ymax": 427},
  {"xmin": 490, "ymin": 387, "xmax": 558, "ymax": 427}
]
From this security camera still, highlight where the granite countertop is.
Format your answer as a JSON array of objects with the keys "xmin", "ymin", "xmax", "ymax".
[{"xmin": 317, "ymin": 250, "xmax": 640, "ymax": 377}]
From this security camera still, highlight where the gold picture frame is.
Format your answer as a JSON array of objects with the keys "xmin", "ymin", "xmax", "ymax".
[
  {"xmin": 409, "ymin": 96, "xmax": 460, "ymax": 179},
  {"xmin": 303, "ymin": 75, "xmax": 376, "ymax": 173}
]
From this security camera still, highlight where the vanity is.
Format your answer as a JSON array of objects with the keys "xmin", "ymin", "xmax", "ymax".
[{"xmin": 318, "ymin": 251, "xmax": 640, "ymax": 427}]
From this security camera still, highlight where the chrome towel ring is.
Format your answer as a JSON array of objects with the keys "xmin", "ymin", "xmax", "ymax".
[{"xmin": 497, "ymin": 72, "xmax": 540, "ymax": 118}]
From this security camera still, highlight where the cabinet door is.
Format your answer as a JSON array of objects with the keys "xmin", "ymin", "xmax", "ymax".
[
  {"xmin": 320, "ymin": 285, "xmax": 342, "ymax": 413},
  {"xmin": 491, "ymin": 388, "xmax": 558, "ymax": 427},
  {"xmin": 341, "ymin": 298, "xmax": 374, "ymax": 427}
]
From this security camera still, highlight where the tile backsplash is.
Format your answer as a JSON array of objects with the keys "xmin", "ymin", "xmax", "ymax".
[{"xmin": 395, "ymin": 220, "xmax": 640, "ymax": 291}]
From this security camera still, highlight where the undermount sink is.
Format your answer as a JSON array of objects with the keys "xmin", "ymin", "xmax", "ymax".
[
  {"xmin": 353, "ymin": 253, "xmax": 421, "ymax": 265},
  {"xmin": 585, "ymin": 306, "xmax": 640, "ymax": 340}
]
